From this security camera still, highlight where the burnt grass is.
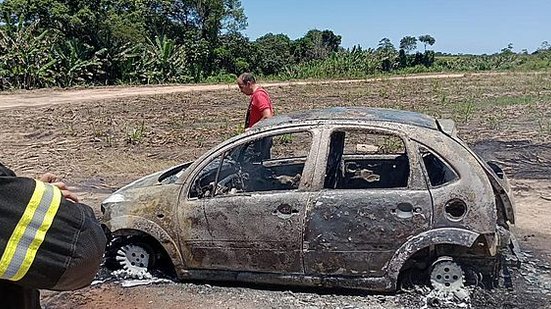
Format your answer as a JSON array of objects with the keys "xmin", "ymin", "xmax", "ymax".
[{"xmin": 1, "ymin": 72, "xmax": 551, "ymax": 308}]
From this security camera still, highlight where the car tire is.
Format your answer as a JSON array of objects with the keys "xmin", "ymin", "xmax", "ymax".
[{"xmin": 105, "ymin": 236, "xmax": 157, "ymax": 278}]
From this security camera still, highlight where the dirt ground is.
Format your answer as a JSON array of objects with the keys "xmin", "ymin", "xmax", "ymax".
[{"xmin": 0, "ymin": 71, "xmax": 550, "ymax": 308}]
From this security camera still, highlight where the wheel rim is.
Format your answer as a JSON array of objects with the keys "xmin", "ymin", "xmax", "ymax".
[
  {"xmin": 430, "ymin": 257, "xmax": 465, "ymax": 293},
  {"xmin": 116, "ymin": 244, "xmax": 150, "ymax": 277}
]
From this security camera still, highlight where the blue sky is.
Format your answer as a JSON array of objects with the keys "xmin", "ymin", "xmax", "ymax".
[{"xmin": 240, "ymin": 0, "xmax": 551, "ymax": 54}]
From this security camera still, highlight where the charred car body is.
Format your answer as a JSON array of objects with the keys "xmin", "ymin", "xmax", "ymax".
[{"xmin": 101, "ymin": 107, "xmax": 516, "ymax": 292}]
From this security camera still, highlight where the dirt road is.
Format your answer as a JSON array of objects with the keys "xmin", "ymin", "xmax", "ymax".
[
  {"xmin": 0, "ymin": 72, "xmax": 541, "ymax": 110},
  {"xmin": 1, "ymin": 71, "xmax": 550, "ymax": 308}
]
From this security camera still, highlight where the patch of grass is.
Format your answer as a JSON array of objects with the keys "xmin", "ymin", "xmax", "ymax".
[
  {"xmin": 221, "ymin": 122, "xmax": 244, "ymax": 139},
  {"xmin": 481, "ymin": 95, "xmax": 538, "ymax": 107},
  {"xmin": 378, "ymin": 86, "xmax": 390, "ymax": 99},
  {"xmin": 485, "ymin": 115, "xmax": 500, "ymax": 130},
  {"xmin": 537, "ymin": 113, "xmax": 551, "ymax": 135},
  {"xmin": 87, "ymin": 107, "xmax": 117, "ymax": 146},
  {"xmin": 453, "ymin": 101, "xmax": 477, "ymax": 123},
  {"xmin": 168, "ymin": 113, "xmax": 188, "ymax": 129},
  {"xmin": 126, "ymin": 121, "xmax": 146, "ymax": 145},
  {"xmin": 277, "ymin": 133, "xmax": 295, "ymax": 144},
  {"xmin": 378, "ymin": 136, "xmax": 405, "ymax": 154}
]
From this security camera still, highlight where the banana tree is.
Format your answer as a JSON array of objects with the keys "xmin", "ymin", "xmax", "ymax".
[{"xmin": 0, "ymin": 15, "xmax": 59, "ymax": 89}]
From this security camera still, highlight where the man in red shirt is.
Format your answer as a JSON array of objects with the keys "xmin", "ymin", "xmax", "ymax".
[
  {"xmin": 237, "ymin": 72, "xmax": 274, "ymax": 129},
  {"xmin": 237, "ymin": 73, "xmax": 274, "ymax": 161}
]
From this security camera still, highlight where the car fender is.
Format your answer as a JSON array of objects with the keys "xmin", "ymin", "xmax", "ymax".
[
  {"xmin": 384, "ymin": 228, "xmax": 480, "ymax": 285},
  {"xmin": 105, "ymin": 215, "xmax": 185, "ymax": 274}
]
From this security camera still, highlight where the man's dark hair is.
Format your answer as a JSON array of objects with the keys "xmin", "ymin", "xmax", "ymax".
[{"xmin": 239, "ymin": 72, "xmax": 256, "ymax": 84}]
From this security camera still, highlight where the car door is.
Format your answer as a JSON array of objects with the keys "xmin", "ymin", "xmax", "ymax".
[
  {"xmin": 303, "ymin": 127, "xmax": 433, "ymax": 276},
  {"xmin": 179, "ymin": 128, "xmax": 320, "ymax": 274}
]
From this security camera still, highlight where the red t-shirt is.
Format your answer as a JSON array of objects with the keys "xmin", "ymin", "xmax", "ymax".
[{"xmin": 247, "ymin": 88, "xmax": 274, "ymax": 128}]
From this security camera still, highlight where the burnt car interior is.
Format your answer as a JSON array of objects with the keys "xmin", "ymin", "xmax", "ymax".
[
  {"xmin": 190, "ymin": 131, "xmax": 312, "ymax": 198},
  {"xmin": 325, "ymin": 129, "xmax": 410, "ymax": 189}
]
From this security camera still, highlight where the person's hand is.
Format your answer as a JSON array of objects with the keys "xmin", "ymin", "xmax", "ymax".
[
  {"xmin": 38, "ymin": 172, "xmax": 59, "ymax": 183},
  {"xmin": 38, "ymin": 173, "xmax": 79, "ymax": 203},
  {"xmin": 52, "ymin": 181, "xmax": 80, "ymax": 203}
]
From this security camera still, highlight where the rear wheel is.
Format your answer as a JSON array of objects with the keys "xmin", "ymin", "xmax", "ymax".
[
  {"xmin": 428, "ymin": 256, "xmax": 470, "ymax": 302},
  {"xmin": 430, "ymin": 257, "xmax": 465, "ymax": 292}
]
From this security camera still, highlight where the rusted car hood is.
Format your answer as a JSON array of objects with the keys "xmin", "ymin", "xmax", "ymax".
[
  {"xmin": 102, "ymin": 161, "xmax": 192, "ymax": 208},
  {"xmin": 120, "ymin": 161, "xmax": 193, "ymax": 191},
  {"xmin": 101, "ymin": 161, "xmax": 193, "ymax": 225}
]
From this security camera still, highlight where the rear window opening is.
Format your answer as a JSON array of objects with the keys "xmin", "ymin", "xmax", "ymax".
[
  {"xmin": 324, "ymin": 129, "xmax": 409, "ymax": 189},
  {"xmin": 419, "ymin": 146, "xmax": 459, "ymax": 187}
]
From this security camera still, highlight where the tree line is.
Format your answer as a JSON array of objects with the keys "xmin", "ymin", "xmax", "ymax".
[{"xmin": 0, "ymin": 0, "xmax": 550, "ymax": 90}]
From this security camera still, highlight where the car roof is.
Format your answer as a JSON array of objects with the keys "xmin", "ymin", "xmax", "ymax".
[{"xmin": 255, "ymin": 107, "xmax": 438, "ymax": 130}]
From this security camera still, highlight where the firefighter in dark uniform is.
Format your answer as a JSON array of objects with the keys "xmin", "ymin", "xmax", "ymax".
[{"xmin": 0, "ymin": 162, "xmax": 107, "ymax": 308}]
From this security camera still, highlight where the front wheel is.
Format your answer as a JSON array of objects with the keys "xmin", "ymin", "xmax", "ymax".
[
  {"xmin": 116, "ymin": 243, "xmax": 155, "ymax": 277},
  {"xmin": 106, "ymin": 238, "xmax": 157, "ymax": 279}
]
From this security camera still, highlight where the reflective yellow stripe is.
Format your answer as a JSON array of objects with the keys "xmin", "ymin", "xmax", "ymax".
[
  {"xmin": 11, "ymin": 185, "xmax": 62, "ymax": 281},
  {"xmin": 0, "ymin": 181, "xmax": 45, "ymax": 277}
]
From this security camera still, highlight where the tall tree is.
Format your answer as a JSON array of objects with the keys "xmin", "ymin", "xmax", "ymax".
[
  {"xmin": 376, "ymin": 38, "xmax": 397, "ymax": 72},
  {"xmin": 292, "ymin": 29, "xmax": 342, "ymax": 63},
  {"xmin": 538, "ymin": 41, "xmax": 550, "ymax": 51},
  {"xmin": 500, "ymin": 43, "xmax": 514, "ymax": 54},
  {"xmin": 399, "ymin": 36, "xmax": 417, "ymax": 54},
  {"xmin": 168, "ymin": 0, "xmax": 247, "ymax": 74},
  {"xmin": 376, "ymin": 38, "xmax": 396, "ymax": 55},
  {"xmin": 418, "ymin": 34, "xmax": 435, "ymax": 51},
  {"xmin": 0, "ymin": 0, "xmax": 248, "ymax": 75},
  {"xmin": 254, "ymin": 33, "xmax": 292, "ymax": 75},
  {"xmin": 0, "ymin": 18, "xmax": 60, "ymax": 89},
  {"xmin": 0, "ymin": 0, "xmax": 106, "ymax": 46},
  {"xmin": 213, "ymin": 32, "xmax": 255, "ymax": 74}
]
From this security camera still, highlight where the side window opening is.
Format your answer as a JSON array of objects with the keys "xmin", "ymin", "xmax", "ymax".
[
  {"xmin": 324, "ymin": 129, "xmax": 409, "ymax": 189},
  {"xmin": 419, "ymin": 146, "xmax": 459, "ymax": 187},
  {"xmin": 190, "ymin": 131, "xmax": 312, "ymax": 199}
]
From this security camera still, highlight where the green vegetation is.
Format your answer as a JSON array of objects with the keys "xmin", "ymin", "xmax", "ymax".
[
  {"xmin": 126, "ymin": 121, "xmax": 147, "ymax": 145},
  {"xmin": 0, "ymin": 1, "xmax": 550, "ymax": 90}
]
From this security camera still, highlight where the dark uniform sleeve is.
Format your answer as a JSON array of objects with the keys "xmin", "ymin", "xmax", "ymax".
[
  {"xmin": 0, "ymin": 163, "xmax": 16, "ymax": 177},
  {"xmin": 0, "ymin": 162, "xmax": 106, "ymax": 291}
]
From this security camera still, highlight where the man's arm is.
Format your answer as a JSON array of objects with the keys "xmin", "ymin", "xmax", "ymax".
[
  {"xmin": 0, "ymin": 164, "xmax": 80, "ymax": 203},
  {"xmin": 0, "ymin": 162, "xmax": 15, "ymax": 176},
  {"xmin": 260, "ymin": 108, "xmax": 274, "ymax": 120},
  {"xmin": 0, "ymin": 165, "xmax": 106, "ymax": 290}
]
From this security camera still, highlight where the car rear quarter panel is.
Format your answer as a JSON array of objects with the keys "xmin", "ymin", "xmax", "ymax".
[{"xmin": 410, "ymin": 129, "xmax": 497, "ymax": 234}]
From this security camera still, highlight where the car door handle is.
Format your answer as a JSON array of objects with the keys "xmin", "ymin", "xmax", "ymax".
[
  {"xmin": 273, "ymin": 203, "xmax": 299, "ymax": 215},
  {"xmin": 392, "ymin": 202, "xmax": 415, "ymax": 219}
]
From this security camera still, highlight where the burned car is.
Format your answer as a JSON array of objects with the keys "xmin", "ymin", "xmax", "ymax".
[{"xmin": 101, "ymin": 107, "xmax": 516, "ymax": 293}]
